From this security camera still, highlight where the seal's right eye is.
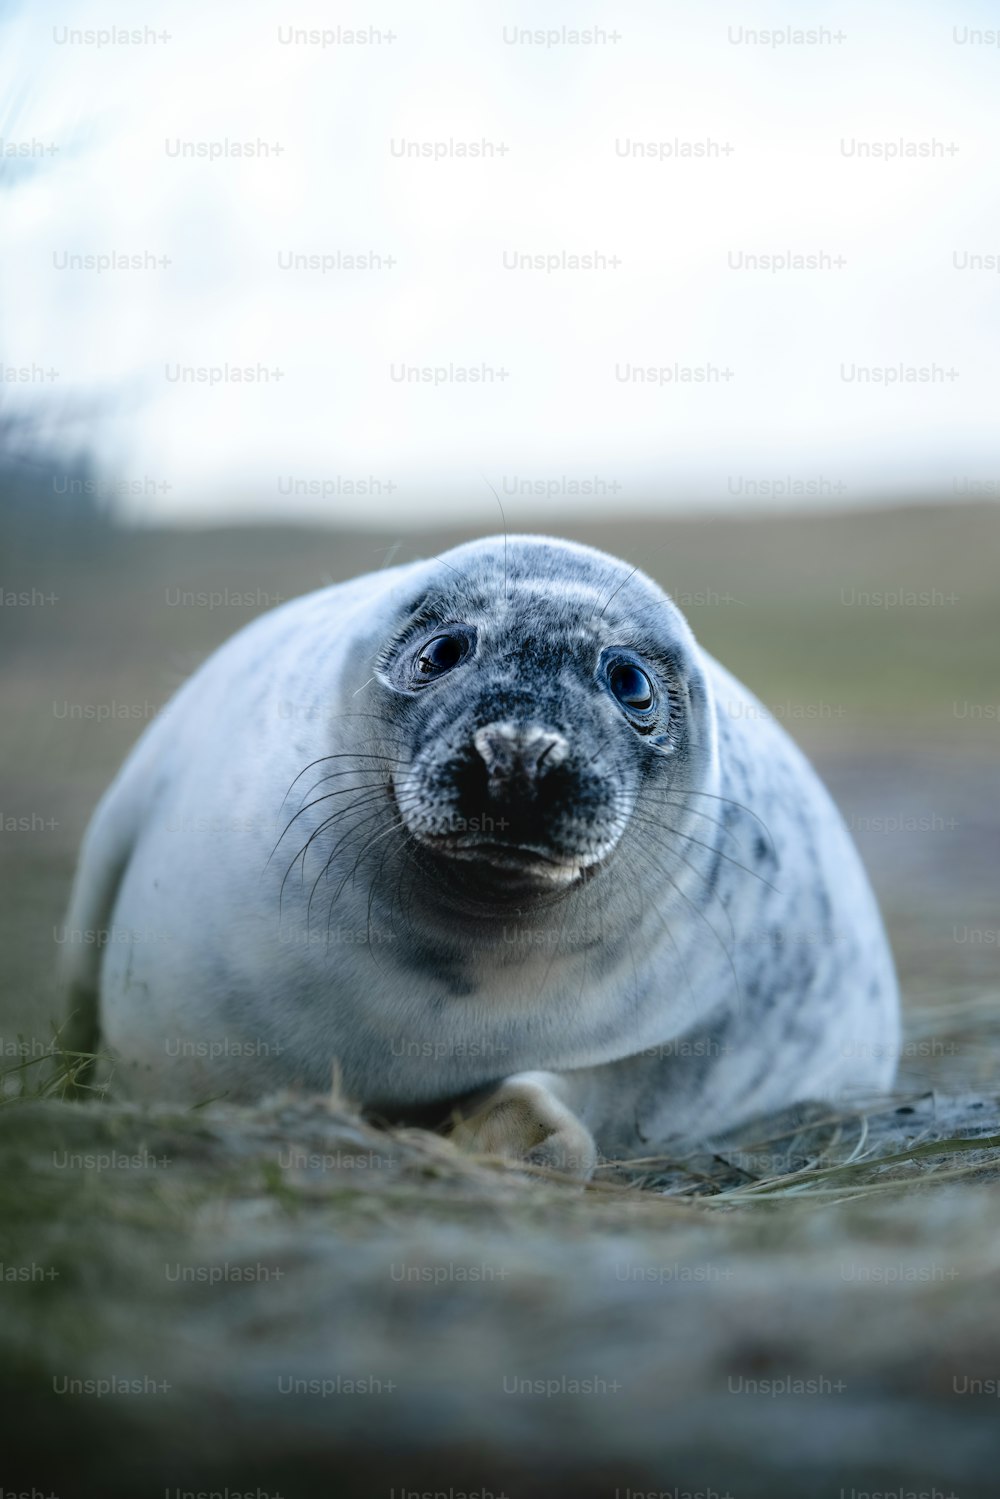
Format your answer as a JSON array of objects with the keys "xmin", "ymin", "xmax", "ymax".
[
  {"xmin": 609, "ymin": 662, "xmax": 654, "ymax": 712},
  {"xmin": 415, "ymin": 632, "xmax": 469, "ymax": 679}
]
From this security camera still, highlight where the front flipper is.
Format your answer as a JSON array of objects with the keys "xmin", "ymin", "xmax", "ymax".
[{"xmin": 450, "ymin": 1071, "xmax": 597, "ymax": 1181}]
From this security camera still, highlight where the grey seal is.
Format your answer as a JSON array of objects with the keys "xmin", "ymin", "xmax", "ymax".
[{"xmin": 61, "ymin": 535, "xmax": 900, "ymax": 1176}]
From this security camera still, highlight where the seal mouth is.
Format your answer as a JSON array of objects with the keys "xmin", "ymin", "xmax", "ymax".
[
  {"xmin": 414, "ymin": 833, "xmax": 587, "ymax": 886},
  {"xmin": 387, "ymin": 781, "xmax": 618, "ymax": 908}
]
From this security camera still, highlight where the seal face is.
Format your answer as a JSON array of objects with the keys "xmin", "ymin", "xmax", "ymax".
[
  {"xmin": 61, "ymin": 533, "xmax": 900, "ymax": 1165},
  {"xmin": 372, "ymin": 543, "xmax": 702, "ymax": 913}
]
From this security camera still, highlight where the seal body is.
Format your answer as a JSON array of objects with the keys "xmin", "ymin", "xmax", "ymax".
[{"xmin": 62, "ymin": 536, "xmax": 899, "ymax": 1160}]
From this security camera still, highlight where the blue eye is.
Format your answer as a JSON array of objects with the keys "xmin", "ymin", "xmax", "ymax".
[
  {"xmin": 609, "ymin": 662, "xmax": 654, "ymax": 712},
  {"xmin": 416, "ymin": 633, "xmax": 468, "ymax": 677}
]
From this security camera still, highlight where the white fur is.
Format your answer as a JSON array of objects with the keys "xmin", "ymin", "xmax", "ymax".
[{"xmin": 61, "ymin": 540, "xmax": 900, "ymax": 1166}]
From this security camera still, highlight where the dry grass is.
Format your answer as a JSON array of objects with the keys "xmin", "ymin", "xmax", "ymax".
[
  {"xmin": 3, "ymin": 1064, "xmax": 1000, "ymax": 1498},
  {"xmin": 2, "ymin": 505, "xmax": 999, "ymax": 1497}
]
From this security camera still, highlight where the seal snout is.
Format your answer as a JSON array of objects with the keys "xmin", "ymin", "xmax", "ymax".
[
  {"xmin": 395, "ymin": 709, "xmax": 624, "ymax": 896},
  {"xmin": 472, "ymin": 721, "xmax": 570, "ymax": 789},
  {"xmin": 452, "ymin": 719, "xmax": 578, "ymax": 869}
]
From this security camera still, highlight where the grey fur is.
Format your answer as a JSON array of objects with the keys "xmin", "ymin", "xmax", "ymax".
[{"xmin": 61, "ymin": 536, "xmax": 899, "ymax": 1155}]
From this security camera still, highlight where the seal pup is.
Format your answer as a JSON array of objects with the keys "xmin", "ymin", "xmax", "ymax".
[{"xmin": 61, "ymin": 535, "xmax": 899, "ymax": 1176}]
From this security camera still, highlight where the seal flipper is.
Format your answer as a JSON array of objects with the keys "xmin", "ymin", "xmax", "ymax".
[{"xmin": 57, "ymin": 763, "xmax": 151, "ymax": 1095}]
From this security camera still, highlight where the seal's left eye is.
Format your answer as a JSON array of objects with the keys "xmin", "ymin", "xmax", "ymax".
[
  {"xmin": 609, "ymin": 662, "xmax": 654, "ymax": 712},
  {"xmin": 416, "ymin": 633, "xmax": 468, "ymax": 677}
]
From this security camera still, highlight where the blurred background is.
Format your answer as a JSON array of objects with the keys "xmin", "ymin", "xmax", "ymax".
[{"xmin": 2, "ymin": 0, "xmax": 999, "ymax": 1072}]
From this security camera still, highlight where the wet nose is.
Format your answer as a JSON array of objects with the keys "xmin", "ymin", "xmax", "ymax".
[{"xmin": 473, "ymin": 722, "xmax": 569, "ymax": 785}]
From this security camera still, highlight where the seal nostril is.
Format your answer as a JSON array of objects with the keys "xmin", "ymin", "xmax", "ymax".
[
  {"xmin": 534, "ymin": 736, "xmax": 561, "ymax": 774},
  {"xmin": 472, "ymin": 726, "xmax": 515, "ymax": 783},
  {"xmin": 472, "ymin": 722, "xmax": 569, "ymax": 784}
]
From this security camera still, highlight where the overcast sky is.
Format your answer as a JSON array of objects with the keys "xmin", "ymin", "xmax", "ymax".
[{"xmin": 3, "ymin": 0, "xmax": 1000, "ymax": 527}]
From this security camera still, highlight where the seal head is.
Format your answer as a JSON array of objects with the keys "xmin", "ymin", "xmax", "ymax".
[{"xmin": 366, "ymin": 535, "xmax": 715, "ymax": 917}]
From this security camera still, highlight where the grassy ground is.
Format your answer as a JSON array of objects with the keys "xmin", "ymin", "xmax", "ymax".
[{"xmin": 1, "ymin": 501, "xmax": 999, "ymax": 1495}]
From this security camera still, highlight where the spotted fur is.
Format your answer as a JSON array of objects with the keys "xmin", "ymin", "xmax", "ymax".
[{"xmin": 61, "ymin": 536, "xmax": 900, "ymax": 1159}]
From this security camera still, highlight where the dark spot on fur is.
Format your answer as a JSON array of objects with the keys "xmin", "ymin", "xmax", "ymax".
[
  {"xmin": 753, "ymin": 834, "xmax": 777, "ymax": 866},
  {"xmin": 400, "ymin": 938, "xmax": 479, "ymax": 998},
  {"xmin": 701, "ymin": 844, "xmax": 724, "ymax": 902}
]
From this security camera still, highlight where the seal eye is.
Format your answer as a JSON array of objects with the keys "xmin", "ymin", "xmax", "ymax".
[
  {"xmin": 416, "ymin": 633, "xmax": 468, "ymax": 678},
  {"xmin": 609, "ymin": 662, "xmax": 654, "ymax": 712}
]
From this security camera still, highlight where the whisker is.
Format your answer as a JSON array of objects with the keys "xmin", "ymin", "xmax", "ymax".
[
  {"xmin": 268, "ymin": 780, "xmax": 398, "ymax": 867},
  {"xmin": 624, "ymin": 841, "xmax": 697, "ymax": 1017},
  {"xmin": 632, "ymin": 796, "xmax": 743, "ymax": 849},
  {"xmin": 309, "ymin": 782, "xmax": 432, "ymax": 901},
  {"xmin": 481, "ymin": 477, "xmax": 509, "ymax": 603},
  {"xmin": 590, "ymin": 533, "xmax": 680, "ymax": 618},
  {"xmin": 646, "ymin": 829, "xmax": 736, "ymax": 949},
  {"xmin": 325, "ymin": 812, "xmax": 411, "ymax": 944},
  {"xmin": 630, "ymin": 835, "xmax": 745, "ymax": 1016},
  {"xmin": 298, "ymin": 779, "xmax": 434, "ymax": 935},
  {"xmin": 307, "ymin": 802, "xmax": 391, "ymax": 930},
  {"xmin": 367, "ymin": 814, "xmax": 405, "ymax": 956},
  {"xmin": 291, "ymin": 786, "xmax": 389, "ymax": 883},
  {"xmin": 386, "ymin": 819, "xmax": 426, "ymax": 961},
  {"xmin": 280, "ymin": 748, "xmax": 408, "ymax": 807},
  {"xmin": 279, "ymin": 790, "xmax": 387, "ymax": 914},
  {"xmin": 622, "ymin": 804, "xmax": 782, "ymax": 894},
  {"xmin": 331, "ymin": 812, "xmax": 426, "ymax": 955},
  {"xmin": 296, "ymin": 761, "xmax": 410, "ymax": 806},
  {"xmin": 594, "ymin": 563, "xmax": 641, "ymax": 620},
  {"xmin": 641, "ymin": 786, "xmax": 778, "ymax": 860}
]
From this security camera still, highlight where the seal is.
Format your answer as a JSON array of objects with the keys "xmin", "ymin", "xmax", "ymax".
[{"xmin": 61, "ymin": 535, "xmax": 900, "ymax": 1176}]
